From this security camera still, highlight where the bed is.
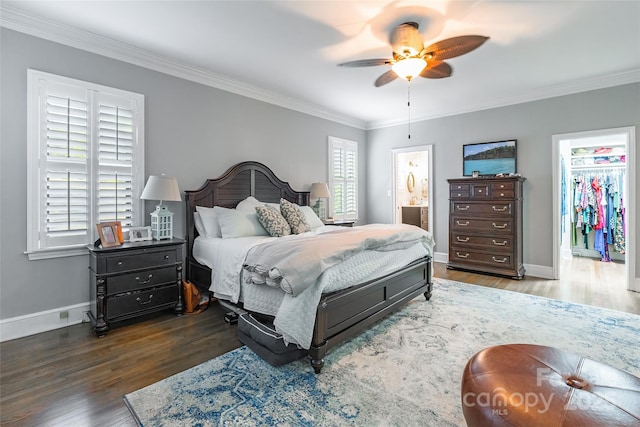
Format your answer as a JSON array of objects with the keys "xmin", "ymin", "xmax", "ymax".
[{"xmin": 185, "ymin": 161, "xmax": 433, "ymax": 373}]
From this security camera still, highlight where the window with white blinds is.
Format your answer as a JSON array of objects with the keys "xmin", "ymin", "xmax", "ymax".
[
  {"xmin": 27, "ymin": 70, "xmax": 144, "ymax": 258},
  {"xmin": 328, "ymin": 136, "xmax": 358, "ymax": 221}
]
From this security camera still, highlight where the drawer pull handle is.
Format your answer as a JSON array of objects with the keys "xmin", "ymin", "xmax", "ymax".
[
  {"xmin": 456, "ymin": 220, "xmax": 470, "ymax": 226},
  {"xmin": 457, "ymin": 236, "xmax": 470, "ymax": 242},
  {"xmin": 136, "ymin": 294, "xmax": 154, "ymax": 305},
  {"xmin": 456, "ymin": 205, "xmax": 470, "ymax": 211},
  {"xmin": 117, "ymin": 261, "xmax": 123, "ymax": 266},
  {"xmin": 164, "ymin": 255, "xmax": 169, "ymax": 259},
  {"xmin": 457, "ymin": 193, "xmax": 463, "ymax": 197},
  {"xmin": 456, "ymin": 252, "xmax": 469, "ymax": 259},
  {"xmin": 492, "ymin": 257, "xmax": 508, "ymax": 263},
  {"xmin": 492, "ymin": 206, "xmax": 508, "ymax": 212},
  {"xmin": 457, "ymin": 185, "xmax": 462, "ymax": 189},
  {"xmin": 492, "ymin": 223, "xmax": 508, "ymax": 229},
  {"xmin": 500, "ymin": 184, "xmax": 505, "ymax": 188},
  {"xmin": 492, "ymin": 240, "xmax": 508, "ymax": 246},
  {"xmin": 135, "ymin": 274, "xmax": 153, "ymax": 285},
  {"xmin": 500, "ymin": 193, "xmax": 505, "ymax": 197}
]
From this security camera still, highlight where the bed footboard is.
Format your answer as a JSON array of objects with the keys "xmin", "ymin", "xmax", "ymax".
[{"xmin": 309, "ymin": 256, "xmax": 432, "ymax": 374}]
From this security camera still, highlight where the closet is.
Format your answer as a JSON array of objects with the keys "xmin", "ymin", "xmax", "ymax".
[{"xmin": 563, "ymin": 142, "xmax": 626, "ymax": 263}]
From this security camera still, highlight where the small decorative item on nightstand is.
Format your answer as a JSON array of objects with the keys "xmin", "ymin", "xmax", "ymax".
[{"xmin": 140, "ymin": 175, "xmax": 181, "ymax": 240}]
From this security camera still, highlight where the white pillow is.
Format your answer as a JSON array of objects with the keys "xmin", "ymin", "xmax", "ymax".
[
  {"xmin": 300, "ymin": 205, "xmax": 325, "ymax": 229},
  {"xmin": 195, "ymin": 205, "xmax": 222, "ymax": 238},
  {"xmin": 213, "ymin": 206, "xmax": 269, "ymax": 238},
  {"xmin": 193, "ymin": 211, "xmax": 206, "ymax": 237},
  {"xmin": 236, "ymin": 196, "xmax": 263, "ymax": 212}
]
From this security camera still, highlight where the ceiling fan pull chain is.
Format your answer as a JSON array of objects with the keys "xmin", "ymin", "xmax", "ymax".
[{"xmin": 407, "ymin": 81, "xmax": 411, "ymax": 139}]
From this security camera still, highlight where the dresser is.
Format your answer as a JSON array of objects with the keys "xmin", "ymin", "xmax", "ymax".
[
  {"xmin": 88, "ymin": 238, "xmax": 184, "ymax": 336},
  {"xmin": 447, "ymin": 177, "xmax": 525, "ymax": 279},
  {"xmin": 402, "ymin": 206, "xmax": 428, "ymax": 231}
]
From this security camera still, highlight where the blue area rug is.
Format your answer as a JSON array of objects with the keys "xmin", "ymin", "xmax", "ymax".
[{"xmin": 124, "ymin": 278, "xmax": 640, "ymax": 426}]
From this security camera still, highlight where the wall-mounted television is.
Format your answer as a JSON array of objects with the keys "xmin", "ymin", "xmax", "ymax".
[{"xmin": 463, "ymin": 139, "xmax": 517, "ymax": 176}]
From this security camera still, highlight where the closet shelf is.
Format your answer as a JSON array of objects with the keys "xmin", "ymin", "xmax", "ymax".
[{"xmin": 572, "ymin": 163, "xmax": 626, "ymax": 170}]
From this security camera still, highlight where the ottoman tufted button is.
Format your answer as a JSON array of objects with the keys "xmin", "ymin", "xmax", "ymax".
[{"xmin": 564, "ymin": 375, "xmax": 588, "ymax": 389}]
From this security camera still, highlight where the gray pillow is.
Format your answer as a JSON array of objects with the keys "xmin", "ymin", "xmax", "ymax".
[
  {"xmin": 280, "ymin": 198, "xmax": 310, "ymax": 234},
  {"xmin": 255, "ymin": 205, "xmax": 291, "ymax": 237}
]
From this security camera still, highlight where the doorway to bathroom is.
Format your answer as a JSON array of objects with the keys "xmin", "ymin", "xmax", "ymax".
[{"xmin": 391, "ymin": 145, "xmax": 433, "ymax": 232}]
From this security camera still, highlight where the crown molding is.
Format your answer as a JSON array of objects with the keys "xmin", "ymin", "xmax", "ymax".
[
  {"xmin": 368, "ymin": 68, "xmax": 640, "ymax": 129},
  {"xmin": 0, "ymin": 5, "xmax": 367, "ymax": 130}
]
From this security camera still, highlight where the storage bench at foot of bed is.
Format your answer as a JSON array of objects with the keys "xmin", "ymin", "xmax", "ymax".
[{"xmin": 309, "ymin": 256, "xmax": 432, "ymax": 373}]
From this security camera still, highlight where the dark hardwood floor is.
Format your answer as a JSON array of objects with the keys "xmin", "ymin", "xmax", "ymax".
[{"xmin": 2, "ymin": 260, "xmax": 638, "ymax": 426}]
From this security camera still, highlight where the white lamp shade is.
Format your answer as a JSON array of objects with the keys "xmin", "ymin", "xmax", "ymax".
[
  {"xmin": 140, "ymin": 175, "xmax": 182, "ymax": 202},
  {"xmin": 310, "ymin": 182, "xmax": 330, "ymax": 198}
]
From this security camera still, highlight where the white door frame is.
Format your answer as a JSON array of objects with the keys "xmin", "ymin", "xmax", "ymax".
[
  {"xmin": 551, "ymin": 126, "xmax": 637, "ymax": 291},
  {"xmin": 391, "ymin": 145, "xmax": 434, "ymax": 229}
]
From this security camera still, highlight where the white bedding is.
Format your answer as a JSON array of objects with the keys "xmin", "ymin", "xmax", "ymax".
[{"xmin": 193, "ymin": 225, "xmax": 433, "ymax": 349}]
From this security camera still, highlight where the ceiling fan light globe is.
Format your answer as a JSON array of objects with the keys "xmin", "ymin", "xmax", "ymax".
[{"xmin": 391, "ymin": 57, "xmax": 427, "ymax": 81}]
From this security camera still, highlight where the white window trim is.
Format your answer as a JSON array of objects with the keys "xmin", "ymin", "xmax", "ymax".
[
  {"xmin": 26, "ymin": 69, "xmax": 145, "ymax": 260},
  {"xmin": 328, "ymin": 136, "xmax": 358, "ymax": 221}
]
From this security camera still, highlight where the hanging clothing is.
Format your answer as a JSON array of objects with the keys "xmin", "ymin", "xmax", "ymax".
[{"xmin": 570, "ymin": 169, "xmax": 626, "ymax": 260}]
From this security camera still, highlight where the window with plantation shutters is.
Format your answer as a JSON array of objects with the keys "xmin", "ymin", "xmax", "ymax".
[
  {"xmin": 27, "ymin": 70, "xmax": 144, "ymax": 259},
  {"xmin": 328, "ymin": 136, "xmax": 358, "ymax": 221}
]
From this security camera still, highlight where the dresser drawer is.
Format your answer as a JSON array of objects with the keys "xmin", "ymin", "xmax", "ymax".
[
  {"xmin": 451, "ymin": 233, "xmax": 513, "ymax": 251},
  {"xmin": 451, "ymin": 202, "xmax": 512, "ymax": 216},
  {"xmin": 470, "ymin": 184, "xmax": 491, "ymax": 198},
  {"xmin": 491, "ymin": 181, "xmax": 514, "ymax": 191},
  {"xmin": 107, "ymin": 265, "xmax": 177, "ymax": 295},
  {"xmin": 450, "ymin": 190, "xmax": 470, "ymax": 199},
  {"xmin": 492, "ymin": 190, "xmax": 515, "ymax": 199},
  {"xmin": 451, "ymin": 217, "xmax": 513, "ymax": 233},
  {"xmin": 449, "ymin": 249, "xmax": 514, "ymax": 269},
  {"xmin": 106, "ymin": 249, "xmax": 177, "ymax": 273},
  {"xmin": 106, "ymin": 285, "xmax": 177, "ymax": 320}
]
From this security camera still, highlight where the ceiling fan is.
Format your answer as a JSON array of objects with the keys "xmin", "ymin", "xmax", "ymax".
[{"xmin": 338, "ymin": 22, "xmax": 489, "ymax": 87}]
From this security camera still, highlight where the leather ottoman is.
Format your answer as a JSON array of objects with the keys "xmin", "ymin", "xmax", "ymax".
[{"xmin": 461, "ymin": 344, "xmax": 640, "ymax": 426}]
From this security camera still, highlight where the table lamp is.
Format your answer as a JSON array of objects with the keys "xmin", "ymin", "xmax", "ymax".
[
  {"xmin": 140, "ymin": 175, "xmax": 181, "ymax": 240},
  {"xmin": 310, "ymin": 182, "xmax": 330, "ymax": 221}
]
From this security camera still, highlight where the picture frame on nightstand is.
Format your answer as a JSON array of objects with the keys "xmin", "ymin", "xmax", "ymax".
[
  {"xmin": 129, "ymin": 226, "xmax": 152, "ymax": 242},
  {"xmin": 96, "ymin": 222, "xmax": 122, "ymax": 248}
]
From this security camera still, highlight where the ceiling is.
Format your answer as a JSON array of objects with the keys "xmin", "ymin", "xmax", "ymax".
[{"xmin": 2, "ymin": 1, "xmax": 639, "ymax": 129}]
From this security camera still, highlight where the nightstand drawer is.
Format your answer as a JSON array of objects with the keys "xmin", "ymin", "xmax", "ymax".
[
  {"xmin": 107, "ymin": 285, "xmax": 177, "ymax": 319},
  {"xmin": 106, "ymin": 249, "xmax": 177, "ymax": 273},
  {"xmin": 107, "ymin": 266, "xmax": 177, "ymax": 295}
]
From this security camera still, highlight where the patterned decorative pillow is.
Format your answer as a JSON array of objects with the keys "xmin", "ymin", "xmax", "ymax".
[
  {"xmin": 255, "ymin": 205, "xmax": 291, "ymax": 237},
  {"xmin": 280, "ymin": 198, "xmax": 310, "ymax": 234}
]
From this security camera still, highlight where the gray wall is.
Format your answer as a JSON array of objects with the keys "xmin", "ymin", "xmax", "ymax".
[
  {"xmin": 0, "ymin": 29, "xmax": 366, "ymax": 319},
  {"xmin": 366, "ymin": 83, "xmax": 640, "ymax": 271}
]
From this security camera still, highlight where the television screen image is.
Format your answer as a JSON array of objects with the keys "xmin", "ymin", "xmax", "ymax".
[{"xmin": 463, "ymin": 140, "xmax": 517, "ymax": 176}]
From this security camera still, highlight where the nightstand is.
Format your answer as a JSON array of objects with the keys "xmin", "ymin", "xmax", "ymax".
[
  {"xmin": 87, "ymin": 238, "xmax": 184, "ymax": 336},
  {"xmin": 324, "ymin": 220, "xmax": 356, "ymax": 227}
]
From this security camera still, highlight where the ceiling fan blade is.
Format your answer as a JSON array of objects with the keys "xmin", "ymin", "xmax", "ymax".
[
  {"xmin": 338, "ymin": 58, "xmax": 392, "ymax": 67},
  {"xmin": 374, "ymin": 70, "xmax": 398, "ymax": 87},
  {"xmin": 419, "ymin": 60, "xmax": 452, "ymax": 79},
  {"xmin": 422, "ymin": 35, "xmax": 489, "ymax": 61}
]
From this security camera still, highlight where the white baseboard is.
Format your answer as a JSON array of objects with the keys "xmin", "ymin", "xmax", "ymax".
[
  {"xmin": 433, "ymin": 251, "xmax": 553, "ymax": 280},
  {"xmin": 0, "ymin": 302, "xmax": 90, "ymax": 342}
]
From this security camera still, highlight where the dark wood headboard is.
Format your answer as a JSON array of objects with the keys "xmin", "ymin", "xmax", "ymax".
[{"xmin": 184, "ymin": 161, "xmax": 310, "ymax": 288}]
